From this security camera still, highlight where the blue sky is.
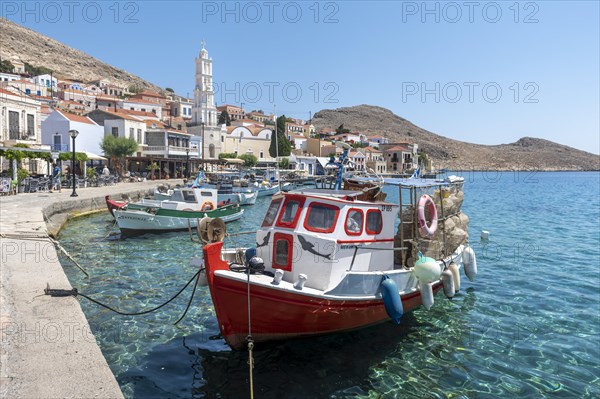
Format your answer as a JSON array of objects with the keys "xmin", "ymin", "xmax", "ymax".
[{"xmin": 3, "ymin": 1, "xmax": 599, "ymax": 154}]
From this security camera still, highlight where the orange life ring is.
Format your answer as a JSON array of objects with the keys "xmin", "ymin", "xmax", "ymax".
[
  {"xmin": 417, "ymin": 194, "xmax": 438, "ymax": 237},
  {"xmin": 201, "ymin": 201, "xmax": 215, "ymax": 211}
]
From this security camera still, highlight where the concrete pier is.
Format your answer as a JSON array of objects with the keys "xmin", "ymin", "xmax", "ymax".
[{"xmin": 0, "ymin": 180, "xmax": 173, "ymax": 399}]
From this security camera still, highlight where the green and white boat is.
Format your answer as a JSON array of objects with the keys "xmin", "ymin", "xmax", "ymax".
[{"xmin": 114, "ymin": 204, "xmax": 243, "ymax": 237}]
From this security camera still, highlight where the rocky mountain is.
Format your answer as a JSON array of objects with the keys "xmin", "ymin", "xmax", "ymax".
[
  {"xmin": 0, "ymin": 18, "xmax": 160, "ymax": 91},
  {"xmin": 313, "ymin": 105, "xmax": 599, "ymax": 171}
]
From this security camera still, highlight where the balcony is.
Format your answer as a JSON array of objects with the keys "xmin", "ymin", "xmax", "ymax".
[
  {"xmin": 51, "ymin": 144, "xmax": 69, "ymax": 151},
  {"xmin": 142, "ymin": 145, "xmax": 191, "ymax": 157}
]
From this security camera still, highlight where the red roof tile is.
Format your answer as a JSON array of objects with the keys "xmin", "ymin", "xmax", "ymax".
[{"xmin": 56, "ymin": 109, "xmax": 97, "ymax": 125}]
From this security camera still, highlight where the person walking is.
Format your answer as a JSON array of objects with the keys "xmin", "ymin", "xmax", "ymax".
[{"xmin": 50, "ymin": 163, "xmax": 61, "ymax": 193}]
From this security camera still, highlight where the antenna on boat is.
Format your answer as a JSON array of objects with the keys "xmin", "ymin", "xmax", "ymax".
[{"xmin": 274, "ymin": 104, "xmax": 280, "ymax": 188}]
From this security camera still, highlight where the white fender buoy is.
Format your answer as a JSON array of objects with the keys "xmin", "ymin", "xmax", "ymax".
[
  {"xmin": 190, "ymin": 256, "xmax": 208, "ymax": 286},
  {"xmin": 413, "ymin": 256, "xmax": 442, "ymax": 284},
  {"xmin": 441, "ymin": 270, "xmax": 455, "ymax": 298},
  {"xmin": 448, "ymin": 262, "xmax": 461, "ymax": 292},
  {"xmin": 462, "ymin": 247, "xmax": 478, "ymax": 282},
  {"xmin": 420, "ymin": 282, "xmax": 434, "ymax": 310},
  {"xmin": 293, "ymin": 274, "xmax": 307, "ymax": 290}
]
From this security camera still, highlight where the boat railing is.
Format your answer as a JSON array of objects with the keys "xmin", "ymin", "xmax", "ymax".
[{"xmin": 396, "ymin": 180, "xmax": 466, "ymax": 267}]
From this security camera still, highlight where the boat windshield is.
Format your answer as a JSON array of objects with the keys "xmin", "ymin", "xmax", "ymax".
[{"xmin": 262, "ymin": 198, "xmax": 282, "ymax": 227}]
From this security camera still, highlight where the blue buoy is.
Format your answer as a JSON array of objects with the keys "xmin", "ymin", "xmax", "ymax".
[{"xmin": 381, "ymin": 275, "xmax": 403, "ymax": 324}]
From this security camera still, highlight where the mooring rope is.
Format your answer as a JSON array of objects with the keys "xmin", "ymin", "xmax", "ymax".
[
  {"xmin": 45, "ymin": 268, "xmax": 203, "ymax": 324},
  {"xmin": 1, "ymin": 233, "xmax": 90, "ymax": 277},
  {"xmin": 246, "ymin": 264, "xmax": 255, "ymax": 399}
]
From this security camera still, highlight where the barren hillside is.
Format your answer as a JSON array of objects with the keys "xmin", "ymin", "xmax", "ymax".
[
  {"xmin": 313, "ymin": 105, "xmax": 599, "ymax": 171},
  {"xmin": 0, "ymin": 18, "xmax": 160, "ymax": 91}
]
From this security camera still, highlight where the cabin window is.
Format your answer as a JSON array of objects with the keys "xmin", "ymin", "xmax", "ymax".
[
  {"xmin": 276, "ymin": 196, "xmax": 305, "ymax": 228},
  {"xmin": 200, "ymin": 191, "xmax": 212, "ymax": 197},
  {"xmin": 366, "ymin": 209, "xmax": 383, "ymax": 235},
  {"xmin": 304, "ymin": 202, "xmax": 339, "ymax": 233},
  {"xmin": 182, "ymin": 191, "xmax": 196, "ymax": 202},
  {"xmin": 345, "ymin": 209, "xmax": 364, "ymax": 235},
  {"xmin": 273, "ymin": 233, "xmax": 293, "ymax": 271},
  {"xmin": 262, "ymin": 198, "xmax": 282, "ymax": 227}
]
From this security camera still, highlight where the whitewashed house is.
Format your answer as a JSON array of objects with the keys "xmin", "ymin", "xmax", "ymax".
[
  {"xmin": 0, "ymin": 87, "xmax": 45, "ymax": 173},
  {"xmin": 32, "ymin": 74, "xmax": 57, "ymax": 91},
  {"xmin": 122, "ymin": 98, "xmax": 162, "ymax": 119},
  {"xmin": 291, "ymin": 134, "xmax": 308, "ymax": 152},
  {"xmin": 87, "ymin": 109, "xmax": 146, "ymax": 149},
  {"xmin": 41, "ymin": 109, "xmax": 103, "ymax": 155},
  {"xmin": 0, "ymin": 73, "xmax": 20, "ymax": 83}
]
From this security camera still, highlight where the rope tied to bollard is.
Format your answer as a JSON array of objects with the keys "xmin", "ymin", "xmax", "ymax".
[{"xmin": 44, "ymin": 267, "xmax": 203, "ymax": 325}]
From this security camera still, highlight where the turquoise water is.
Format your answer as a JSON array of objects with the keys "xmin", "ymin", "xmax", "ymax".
[{"xmin": 59, "ymin": 171, "xmax": 600, "ymax": 398}]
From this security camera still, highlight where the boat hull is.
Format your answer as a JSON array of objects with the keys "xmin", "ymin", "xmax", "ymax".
[
  {"xmin": 105, "ymin": 195, "xmax": 128, "ymax": 217},
  {"xmin": 255, "ymin": 185, "xmax": 279, "ymax": 197},
  {"xmin": 115, "ymin": 206, "xmax": 243, "ymax": 236},
  {"xmin": 203, "ymin": 242, "xmax": 442, "ymax": 350}
]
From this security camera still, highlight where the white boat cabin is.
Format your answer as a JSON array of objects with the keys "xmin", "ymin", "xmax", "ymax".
[
  {"xmin": 144, "ymin": 188, "xmax": 218, "ymax": 211},
  {"xmin": 255, "ymin": 189, "xmax": 399, "ymax": 292}
]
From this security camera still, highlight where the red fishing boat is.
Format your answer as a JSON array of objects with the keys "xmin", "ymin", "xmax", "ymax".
[{"xmin": 202, "ymin": 177, "xmax": 477, "ymax": 350}]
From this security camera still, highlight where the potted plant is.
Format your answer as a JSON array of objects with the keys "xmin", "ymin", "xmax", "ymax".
[
  {"xmin": 146, "ymin": 162, "xmax": 158, "ymax": 180},
  {"xmin": 16, "ymin": 168, "xmax": 29, "ymax": 193}
]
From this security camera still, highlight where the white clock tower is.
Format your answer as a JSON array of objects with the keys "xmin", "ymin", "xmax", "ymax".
[{"xmin": 192, "ymin": 40, "xmax": 217, "ymax": 127}]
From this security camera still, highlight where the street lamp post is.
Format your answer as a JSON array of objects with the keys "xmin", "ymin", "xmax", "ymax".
[
  {"xmin": 185, "ymin": 147, "xmax": 190, "ymax": 179},
  {"xmin": 69, "ymin": 129, "xmax": 79, "ymax": 197}
]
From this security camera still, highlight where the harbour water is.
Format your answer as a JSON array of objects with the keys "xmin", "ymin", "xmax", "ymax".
[{"xmin": 58, "ymin": 171, "xmax": 600, "ymax": 398}]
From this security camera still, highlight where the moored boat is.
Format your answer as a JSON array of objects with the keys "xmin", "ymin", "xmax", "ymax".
[
  {"xmin": 201, "ymin": 174, "xmax": 477, "ymax": 350},
  {"xmin": 107, "ymin": 188, "xmax": 221, "ymax": 218},
  {"xmin": 114, "ymin": 203, "xmax": 243, "ymax": 237},
  {"xmin": 105, "ymin": 195, "xmax": 128, "ymax": 217}
]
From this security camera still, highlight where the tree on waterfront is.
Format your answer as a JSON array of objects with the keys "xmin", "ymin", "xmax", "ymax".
[
  {"xmin": 269, "ymin": 115, "xmax": 292, "ymax": 158},
  {"xmin": 278, "ymin": 157, "xmax": 290, "ymax": 169},
  {"xmin": 218, "ymin": 110, "xmax": 231, "ymax": 126},
  {"xmin": 238, "ymin": 154, "xmax": 258, "ymax": 167},
  {"xmin": 100, "ymin": 135, "xmax": 137, "ymax": 176}
]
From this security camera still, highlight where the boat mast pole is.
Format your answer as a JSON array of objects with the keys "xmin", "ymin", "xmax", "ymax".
[{"xmin": 274, "ymin": 104, "xmax": 279, "ymax": 187}]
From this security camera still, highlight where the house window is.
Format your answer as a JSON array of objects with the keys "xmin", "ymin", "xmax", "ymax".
[
  {"xmin": 221, "ymin": 136, "xmax": 224, "ymax": 143},
  {"xmin": 260, "ymin": 151, "xmax": 264, "ymax": 158},
  {"xmin": 26, "ymin": 114, "xmax": 34, "ymax": 136},
  {"xmin": 345, "ymin": 209, "xmax": 364, "ymax": 235},
  {"xmin": 129, "ymin": 127, "xmax": 134, "ymax": 138},
  {"xmin": 366, "ymin": 210, "xmax": 383, "ymax": 235},
  {"xmin": 304, "ymin": 202, "xmax": 339, "ymax": 233},
  {"xmin": 8, "ymin": 111, "xmax": 19, "ymax": 139},
  {"xmin": 112, "ymin": 127, "xmax": 118, "ymax": 138},
  {"xmin": 137, "ymin": 129, "xmax": 142, "ymax": 143},
  {"xmin": 262, "ymin": 198, "xmax": 282, "ymax": 227},
  {"xmin": 208, "ymin": 144, "xmax": 215, "ymax": 158}
]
